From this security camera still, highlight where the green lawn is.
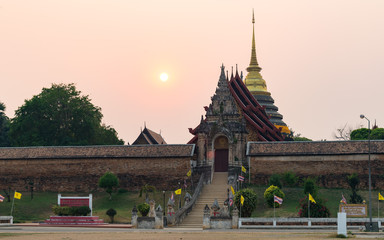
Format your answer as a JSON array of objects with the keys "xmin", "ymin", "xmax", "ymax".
[
  {"xmin": 1, "ymin": 187, "xmax": 383, "ymax": 223},
  {"xmin": 251, "ymin": 186, "xmax": 384, "ymax": 218},
  {"xmin": 0, "ymin": 190, "xmax": 181, "ymax": 223}
]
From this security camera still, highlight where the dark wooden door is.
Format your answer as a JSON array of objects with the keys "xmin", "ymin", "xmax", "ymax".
[{"xmin": 214, "ymin": 149, "xmax": 228, "ymax": 172}]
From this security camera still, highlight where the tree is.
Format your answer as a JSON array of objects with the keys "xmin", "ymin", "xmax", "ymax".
[
  {"xmin": 9, "ymin": 83, "xmax": 124, "ymax": 146},
  {"xmin": 98, "ymin": 172, "xmax": 119, "ymax": 200},
  {"xmin": 350, "ymin": 128, "xmax": 371, "ymax": 140},
  {"xmin": 347, "ymin": 173, "xmax": 363, "ymax": 203},
  {"xmin": 0, "ymin": 102, "xmax": 10, "ymax": 147},
  {"xmin": 139, "ymin": 184, "xmax": 156, "ymax": 203},
  {"xmin": 303, "ymin": 177, "xmax": 318, "ymax": 198},
  {"xmin": 333, "ymin": 123, "xmax": 353, "ymax": 140}
]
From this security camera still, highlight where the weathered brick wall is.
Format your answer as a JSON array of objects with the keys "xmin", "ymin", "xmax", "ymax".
[
  {"xmin": 0, "ymin": 157, "xmax": 191, "ymax": 192},
  {"xmin": 248, "ymin": 141, "xmax": 384, "ymax": 189},
  {"xmin": 0, "ymin": 145, "xmax": 194, "ymax": 192}
]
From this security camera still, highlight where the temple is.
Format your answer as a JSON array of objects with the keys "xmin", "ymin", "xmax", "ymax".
[
  {"xmin": 132, "ymin": 126, "xmax": 166, "ymax": 145},
  {"xmin": 244, "ymin": 10, "xmax": 290, "ymax": 135},
  {"xmin": 188, "ymin": 65, "xmax": 284, "ymax": 172}
]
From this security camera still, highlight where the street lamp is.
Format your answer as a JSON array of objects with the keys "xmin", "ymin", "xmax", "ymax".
[
  {"xmin": 162, "ymin": 191, "xmax": 165, "ymax": 217},
  {"xmin": 360, "ymin": 114, "xmax": 373, "ymax": 231}
]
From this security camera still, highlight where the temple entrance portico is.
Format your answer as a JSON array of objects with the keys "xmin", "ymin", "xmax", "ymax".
[{"xmin": 214, "ymin": 136, "xmax": 229, "ymax": 172}]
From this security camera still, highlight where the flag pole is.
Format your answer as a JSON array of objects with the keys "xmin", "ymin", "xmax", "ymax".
[
  {"xmin": 273, "ymin": 198, "xmax": 276, "ymax": 220},
  {"xmin": 308, "ymin": 196, "xmax": 310, "ymax": 220},
  {"xmin": 10, "ymin": 190, "xmax": 15, "ymax": 216}
]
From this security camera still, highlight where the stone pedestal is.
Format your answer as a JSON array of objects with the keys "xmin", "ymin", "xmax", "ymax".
[
  {"xmin": 131, "ymin": 206, "xmax": 138, "ymax": 228},
  {"xmin": 231, "ymin": 207, "xmax": 239, "ymax": 229},
  {"xmin": 137, "ymin": 217, "xmax": 155, "ymax": 229},
  {"xmin": 155, "ymin": 207, "xmax": 164, "ymax": 229},
  {"xmin": 203, "ymin": 204, "xmax": 211, "ymax": 229},
  {"xmin": 337, "ymin": 212, "xmax": 347, "ymax": 237}
]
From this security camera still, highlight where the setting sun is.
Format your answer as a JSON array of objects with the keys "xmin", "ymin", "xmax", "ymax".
[{"xmin": 160, "ymin": 73, "xmax": 168, "ymax": 82}]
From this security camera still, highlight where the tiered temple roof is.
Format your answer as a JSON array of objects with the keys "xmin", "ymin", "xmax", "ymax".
[{"xmin": 132, "ymin": 127, "xmax": 167, "ymax": 145}]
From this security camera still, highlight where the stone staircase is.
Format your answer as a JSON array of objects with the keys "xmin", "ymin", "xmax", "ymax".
[{"xmin": 176, "ymin": 172, "xmax": 230, "ymax": 228}]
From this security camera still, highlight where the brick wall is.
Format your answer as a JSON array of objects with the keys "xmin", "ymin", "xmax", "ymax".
[
  {"xmin": 0, "ymin": 145, "xmax": 194, "ymax": 192},
  {"xmin": 247, "ymin": 140, "xmax": 384, "ymax": 189}
]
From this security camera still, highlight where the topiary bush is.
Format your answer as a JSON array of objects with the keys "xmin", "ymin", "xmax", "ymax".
[
  {"xmin": 282, "ymin": 171, "xmax": 298, "ymax": 187},
  {"xmin": 303, "ymin": 177, "xmax": 318, "ymax": 198},
  {"xmin": 264, "ymin": 185, "xmax": 285, "ymax": 208},
  {"xmin": 234, "ymin": 188, "xmax": 257, "ymax": 217},
  {"xmin": 268, "ymin": 174, "xmax": 282, "ymax": 189},
  {"xmin": 137, "ymin": 203, "xmax": 150, "ymax": 217},
  {"xmin": 106, "ymin": 208, "xmax": 117, "ymax": 223}
]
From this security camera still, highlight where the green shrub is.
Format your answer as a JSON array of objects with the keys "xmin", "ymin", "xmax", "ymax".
[
  {"xmin": 118, "ymin": 188, "xmax": 128, "ymax": 194},
  {"xmin": 106, "ymin": 208, "xmax": 117, "ymax": 223},
  {"xmin": 347, "ymin": 173, "xmax": 363, "ymax": 203},
  {"xmin": 297, "ymin": 197, "xmax": 330, "ymax": 218},
  {"xmin": 282, "ymin": 171, "xmax": 298, "ymax": 187},
  {"xmin": 234, "ymin": 188, "xmax": 257, "ymax": 217},
  {"xmin": 51, "ymin": 205, "xmax": 91, "ymax": 216},
  {"xmin": 264, "ymin": 185, "xmax": 285, "ymax": 208},
  {"xmin": 268, "ymin": 174, "xmax": 282, "ymax": 189},
  {"xmin": 303, "ymin": 177, "xmax": 318, "ymax": 198},
  {"xmin": 137, "ymin": 203, "xmax": 150, "ymax": 217}
]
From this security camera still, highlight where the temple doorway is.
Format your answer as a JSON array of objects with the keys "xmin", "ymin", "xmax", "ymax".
[{"xmin": 214, "ymin": 136, "xmax": 229, "ymax": 172}]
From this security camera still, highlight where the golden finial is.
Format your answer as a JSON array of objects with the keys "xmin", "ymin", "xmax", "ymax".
[{"xmin": 252, "ymin": 8, "xmax": 255, "ymax": 24}]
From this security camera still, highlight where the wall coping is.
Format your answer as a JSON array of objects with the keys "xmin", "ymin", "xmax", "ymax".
[
  {"xmin": 0, "ymin": 144, "xmax": 195, "ymax": 160},
  {"xmin": 247, "ymin": 140, "xmax": 384, "ymax": 156}
]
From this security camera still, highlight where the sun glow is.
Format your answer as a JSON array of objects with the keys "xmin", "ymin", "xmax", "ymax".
[{"xmin": 160, "ymin": 73, "xmax": 168, "ymax": 82}]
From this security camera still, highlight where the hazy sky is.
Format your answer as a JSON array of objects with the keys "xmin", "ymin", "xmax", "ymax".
[{"xmin": 1, "ymin": 0, "xmax": 383, "ymax": 144}]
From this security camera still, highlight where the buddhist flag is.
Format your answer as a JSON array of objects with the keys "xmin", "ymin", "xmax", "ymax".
[
  {"xmin": 242, "ymin": 166, "xmax": 247, "ymax": 173},
  {"xmin": 14, "ymin": 191, "xmax": 22, "ymax": 199},
  {"xmin": 175, "ymin": 189, "xmax": 182, "ymax": 195},
  {"xmin": 186, "ymin": 170, "xmax": 191, "ymax": 177},
  {"xmin": 308, "ymin": 193, "xmax": 316, "ymax": 204},
  {"xmin": 379, "ymin": 193, "xmax": 384, "ymax": 201},
  {"xmin": 231, "ymin": 186, "xmax": 235, "ymax": 196},
  {"xmin": 241, "ymin": 195, "xmax": 244, "ymax": 206}
]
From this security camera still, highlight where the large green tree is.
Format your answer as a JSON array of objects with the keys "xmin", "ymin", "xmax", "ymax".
[
  {"xmin": 9, "ymin": 83, "xmax": 124, "ymax": 146},
  {"xmin": 0, "ymin": 102, "xmax": 10, "ymax": 147},
  {"xmin": 350, "ymin": 128, "xmax": 384, "ymax": 140}
]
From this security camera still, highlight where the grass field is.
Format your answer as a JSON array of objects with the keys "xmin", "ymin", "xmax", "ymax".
[{"xmin": 1, "ymin": 186, "xmax": 384, "ymax": 223}]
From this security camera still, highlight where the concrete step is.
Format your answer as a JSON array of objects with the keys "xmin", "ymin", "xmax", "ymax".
[{"xmin": 176, "ymin": 172, "xmax": 231, "ymax": 228}]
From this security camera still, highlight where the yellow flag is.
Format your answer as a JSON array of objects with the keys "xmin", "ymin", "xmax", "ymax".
[
  {"xmin": 231, "ymin": 186, "xmax": 235, "ymax": 196},
  {"xmin": 186, "ymin": 170, "xmax": 191, "ymax": 177},
  {"xmin": 242, "ymin": 166, "xmax": 247, "ymax": 173},
  {"xmin": 379, "ymin": 193, "xmax": 384, "ymax": 201},
  {"xmin": 241, "ymin": 195, "xmax": 244, "ymax": 206},
  {"xmin": 14, "ymin": 191, "xmax": 22, "ymax": 199},
  {"xmin": 175, "ymin": 189, "xmax": 182, "ymax": 195},
  {"xmin": 309, "ymin": 193, "xmax": 316, "ymax": 203}
]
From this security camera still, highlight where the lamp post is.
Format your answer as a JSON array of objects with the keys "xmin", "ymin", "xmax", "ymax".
[
  {"xmin": 360, "ymin": 114, "xmax": 373, "ymax": 231},
  {"xmin": 162, "ymin": 191, "xmax": 165, "ymax": 217}
]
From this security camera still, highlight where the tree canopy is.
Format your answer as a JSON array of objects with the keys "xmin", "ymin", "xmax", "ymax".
[
  {"xmin": 0, "ymin": 102, "xmax": 11, "ymax": 147},
  {"xmin": 98, "ymin": 171, "xmax": 119, "ymax": 200},
  {"xmin": 9, "ymin": 83, "xmax": 124, "ymax": 146},
  {"xmin": 350, "ymin": 128, "xmax": 384, "ymax": 140}
]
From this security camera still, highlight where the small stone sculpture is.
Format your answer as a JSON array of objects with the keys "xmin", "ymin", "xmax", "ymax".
[
  {"xmin": 148, "ymin": 200, "xmax": 156, "ymax": 217},
  {"xmin": 211, "ymin": 199, "xmax": 220, "ymax": 217}
]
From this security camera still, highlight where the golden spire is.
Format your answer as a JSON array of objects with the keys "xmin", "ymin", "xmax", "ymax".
[{"xmin": 245, "ymin": 9, "xmax": 268, "ymax": 95}]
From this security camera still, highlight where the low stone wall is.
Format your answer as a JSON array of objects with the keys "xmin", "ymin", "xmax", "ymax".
[
  {"xmin": 0, "ymin": 145, "xmax": 194, "ymax": 192},
  {"xmin": 247, "ymin": 141, "xmax": 384, "ymax": 188}
]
